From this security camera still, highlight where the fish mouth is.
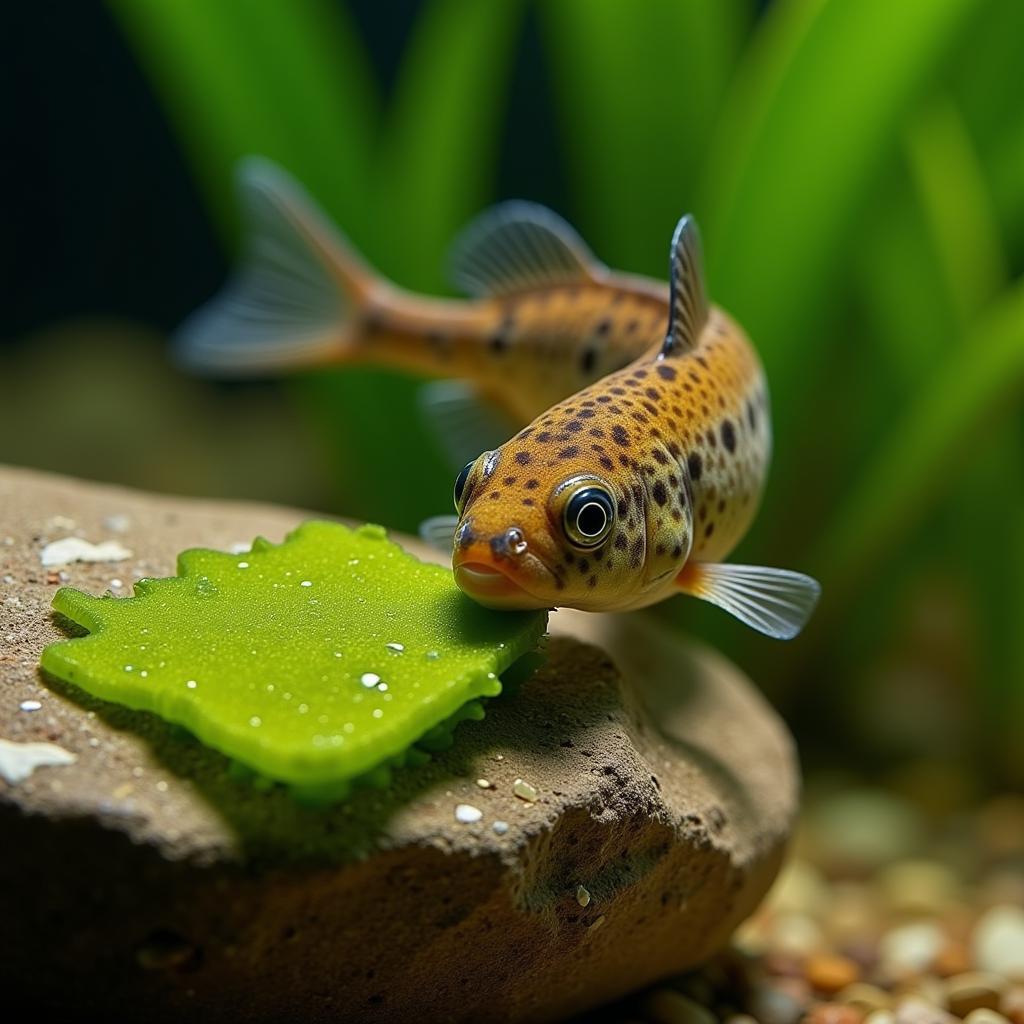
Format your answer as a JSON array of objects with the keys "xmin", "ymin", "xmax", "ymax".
[{"xmin": 453, "ymin": 555, "xmax": 552, "ymax": 610}]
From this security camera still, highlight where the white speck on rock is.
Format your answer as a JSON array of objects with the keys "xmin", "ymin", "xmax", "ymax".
[
  {"xmin": 513, "ymin": 778, "xmax": 538, "ymax": 802},
  {"xmin": 455, "ymin": 804, "xmax": 483, "ymax": 824},
  {"xmin": 476, "ymin": 778, "xmax": 492, "ymax": 789},
  {"xmin": 492, "ymin": 820, "xmax": 509, "ymax": 835},
  {"xmin": 40, "ymin": 537, "xmax": 132, "ymax": 568},
  {"xmin": 0, "ymin": 738, "xmax": 77, "ymax": 784},
  {"xmin": 19, "ymin": 700, "xmax": 42, "ymax": 712}
]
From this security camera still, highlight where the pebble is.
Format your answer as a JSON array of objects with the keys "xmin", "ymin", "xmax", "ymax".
[
  {"xmin": 974, "ymin": 906, "xmax": 1024, "ymax": 979},
  {"xmin": 1002, "ymin": 988, "xmax": 1024, "ymax": 1024},
  {"xmin": 807, "ymin": 953, "xmax": 862, "ymax": 994},
  {"xmin": 878, "ymin": 861, "xmax": 960, "ymax": 917},
  {"xmin": 513, "ymin": 778, "xmax": 538, "ymax": 802},
  {"xmin": 894, "ymin": 996, "xmax": 958, "ymax": 1024},
  {"xmin": 865, "ymin": 1012, "xmax": 896, "ymax": 1024},
  {"xmin": 454, "ymin": 804, "xmax": 482, "ymax": 824},
  {"xmin": 945, "ymin": 972, "xmax": 1008, "ymax": 1016},
  {"xmin": 748, "ymin": 980, "xmax": 810, "ymax": 1024},
  {"xmin": 837, "ymin": 983, "xmax": 892, "ymax": 1014},
  {"xmin": 880, "ymin": 921, "xmax": 947, "ymax": 977},
  {"xmin": 772, "ymin": 912, "xmax": 826, "ymax": 957},
  {"xmin": 963, "ymin": 1012, "xmax": 1011, "ymax": 1024},
  {"xmin": 804, "ymin": 1004, "xmax": 864, "ymax": 1024}
]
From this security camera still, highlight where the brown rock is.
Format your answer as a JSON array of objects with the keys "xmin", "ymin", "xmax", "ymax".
[
  {"xmin": 945, "ymin": 974, "xmax": 1009, "ymax": 1018},
  {"xmin": 0, "ymin": 466, "xmax": 799, "ymax": 1023},
  {"xmin": 807, "ymin": 954, "xmax": 862, "ymax": 995},
  {"xmin": 804, "ymin": 1003, "xmax": 865, "ymax": 1024}
]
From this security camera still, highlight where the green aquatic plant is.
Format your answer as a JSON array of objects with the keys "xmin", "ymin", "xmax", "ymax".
[{"xmin": 41, "ymin": 521, "xmax": 546, "ymax": 799}]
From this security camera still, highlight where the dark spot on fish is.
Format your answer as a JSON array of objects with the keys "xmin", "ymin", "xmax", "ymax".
[
  {"xmin": 672, "ymin": 545, "xmax": 682, "ymax": 558},
  {"xmin": 630, "ymin": 411, "xmax": 648, "ymax": 424},
  {"xmin": 558, "ymin": 446, "xmax": 580, "ymax": 459},
  {"xmin": 515, "ymin": 451, "xmax": 531, "ymax": 465},
  {"xmin": 611, "ymin": 425, "xmax": 629, "ymax": 447},
  {"xmin": 707, "ymin": 429, "xmax": 717, "ymax": 448},
  {"xmin": 611, "ymin": 386, "xmax": 626, "ymax": 396},
  {"xmin": 587, "ymin": 575, "xmax": 597, "ymax": 588},
  {"xmin": 705, "ymin": 522, "xmax": 715, "ymax": 538},
  {"xmin": 614, "ymin": 534, "xmax": 628, "ymax": 551},
  {"xmin": 618, "ymin": 454, "xmax": 631, "ymax": 467},
  {"xmin": 564, "ymin": 552, "xmax": 575, "ymax": 565},
  {"xmin": 652, "ymin": 481, "xmax": 668, "ymax": 506},
  {"xmin": 687, "ymin": 453, "xmax": 703, "ymax": 482},
  {"xmin": 747, "ymin": 401, "xmax": 757, "ymax": 431},
  {"xmin": 633, "ymin": 369, "xmax": 648, "ymax": 379},
  {"xmin": 565, "ymin": 420, "xmax": 583, "ymax": 433},
  {"xmin": 579, "ymin": 408, "xmax": 595, "ymax": 419},
  {"xmin": 578, "ymin": 558, "xmax": 589, "ymax": 573},
  {"xmin": 656, "ymin": 543, "xmax": 665, "ymax": 556},
  {"xmin": 657, "ymin": 364, "xmax": 677, "ymax": 381},
  {"xmin": 489, "ymin": 331, "xmax": 509, "ymax": 354},
  {"xmin": 489, "ymin": 490, "xmax": 501, "ymax": 500},
  {"xmin": 599, "ymin": 455, "xmax": 614, "ymax": 471},
  {"xmin": 688, "ymin": 371, "xmax": 701, "ymax": 384},
  {"xmin": 595, "ymin": 317, "xmax": 611, "ymax": 335},
  {"xmin": 524, "ymin": 478, "xmax": 539, "ymax": 490},
  {"xmin": 721, "ymin": 419, "xmax": 736, "ymax": 453},
  {"xmin": 696, "ymin": 355, "xmax": 709, "ymax": 370},
  {"xmin": 626, "ymin": 319, "xmax": 639, "ymax": 333},
  {"xmin": 717, "ymin": 499, "xmax": 726, "ymax": 513},
  {"xmin": 537, "ymin": 431, "xmax": 552, "ymax": 443},
  {"xmin": 643, "ymin": 402, "xmax": 658, "ymax": 416},
  {"xmin": 652, "ymin": 449, "xmax": 668, "ymax": 465},
  {"xmin": 670, "ymin": 508, "xmax": 682, "ymax": 521},
  {"xmin": 582, "ymin": 399, "xmax": 595, "ymax": 408},
  {"xmin": 522, "ymin": 498, "xmax": 534, "ymax": 507},
  {"xmin": 629, "ymin": 537, "xmax": 644, "ymax": 568},
  {"xmin": 503, "ymin": 476, "xmax": 517, "ymax": 486}
]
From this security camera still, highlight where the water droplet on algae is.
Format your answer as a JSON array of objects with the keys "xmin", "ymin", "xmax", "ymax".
[
  {"xmin": 249, "ymin": 716, "xmax": 262, "ymax": 728},
  {"xmin": 385, "ymin": 642, "xmax": 405, "ymax": 654},
  {"xmin": 300, "ymin": 580, "xmax": 312, "ymax": 587},
  {"xmin": 195, "ymin": 576, "xmax": 218, "ymax": 597},
  {"xmin": 426, "ymin": 651, "xmax": 440, "ymax": 661},
  {"xmin": 236, "ymin": 561, "xmax": 249, "ymax": 569},
  {"xmin": 360, "ymin": 672, "xmax": 381, "ymax": 688},
  {"xmin": 298, "ymin": 703, "xmax": 309, "ymax": 714},
  {"xmin": 124, "ymin": 665, "xmax": 133, "ymax": 672},
  {"xmin": 186, "ymin": 680, "xmax": 197, "ymax": 689},
  {"xmin": 377, "ymin": 683, "xmax": 388, "ymax": 692},
  {"xmin": 372, "ymin": 708, "xmax": 384, "ymax": 719}
]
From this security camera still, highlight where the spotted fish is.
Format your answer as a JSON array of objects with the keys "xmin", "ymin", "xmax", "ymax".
[{"xmin": 177, "ymin": 159, "xmax": 820, "ymax": 639}]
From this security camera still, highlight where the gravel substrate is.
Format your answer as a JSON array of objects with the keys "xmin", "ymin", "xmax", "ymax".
[{"xmin": 618, "ymin": 786, "xmax": 1024, "ymax": 1024}]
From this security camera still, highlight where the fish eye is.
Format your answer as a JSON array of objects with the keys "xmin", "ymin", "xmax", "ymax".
[
  {"xmin": 563, "ymin": 486, "xmax": 615, "ymax": 548},
  {"xmin": 453, "ymin": 460, "xmax": 475, "ymax": 512}
]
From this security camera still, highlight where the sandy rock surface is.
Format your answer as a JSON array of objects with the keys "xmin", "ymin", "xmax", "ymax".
[{"xmin": 0, "ymin": 464, "xmax": 798, "ymax": 1023}]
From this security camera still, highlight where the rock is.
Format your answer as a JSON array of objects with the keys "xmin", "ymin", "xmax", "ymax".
[
  {"xmin": 944, "ymin": 973, "xmax": 1009, "ymax": 1017},
  {"xmin": 974, "ymin": 906, "xmax": 1024, "ymax": 979},
  {"xmin": 0, "ymin": 465, "xmax": 798, "ymax": 1023},
  {"xmin": 879, "ymin": 921, "xmax": 948, "ymax": 979},
  {"xmin": 806, "ymin": 953, "xmax": 862, "ymax": 995}
]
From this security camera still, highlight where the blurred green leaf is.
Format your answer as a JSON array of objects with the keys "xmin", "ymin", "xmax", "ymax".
[
  {"xmin": 541, "ymin": 0, "xmax": 749, "ymax": 272},
  {"xmin": 699, "ymin": 0, "xmax": 982, "ymax": 434},
  {"xmin": 109, "ymin": 0, "xmax": 377, "ymax": 241},
  {"xmin": 816, "ymin": 278, "xmax": 1024, "ymax": 595}
]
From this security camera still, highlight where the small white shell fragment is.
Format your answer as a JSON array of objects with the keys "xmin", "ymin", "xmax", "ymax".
[
  {"xmin": 513, "ymin": 778, "xmax": 538, "ymax": 802},
  {"xmin": 492, "ymin": 820, "xmax": 509, "ymax": 835},
  {"xmin": 18, "ymin": 700, "xmax": 42, "ymax": 712},
  {"xmin": 40, "ymin": 537, "xmax": 132, "ymax": 568},
  {"xmin": 0, "ymin": 738, "xmax": 77, "ymax": 784},
  {"xmin": 576, "ymin": 885, "xmax": 592, "ymax": 907},
  {"xmin": 476, "ymin": 778, "xmax": 492, "ymax": 789},
  {"xmin": 455, "ymin": 803, "xmax": 483, "ymax": 824}
]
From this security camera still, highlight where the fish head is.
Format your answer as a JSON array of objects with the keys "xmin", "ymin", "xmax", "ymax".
[{"xmin": 450, "ymin": 434, "xmax": 691, "ymax": 611}]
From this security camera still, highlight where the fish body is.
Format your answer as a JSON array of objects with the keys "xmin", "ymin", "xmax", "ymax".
[{"xmin": 177, "ymin": 159, "xmax": 819, "ymax": 638}]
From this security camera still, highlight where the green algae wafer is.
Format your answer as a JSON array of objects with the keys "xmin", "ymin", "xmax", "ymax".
[{"xmin": 41, "ymin": 521, "xmax": 547, "ymax": 795}]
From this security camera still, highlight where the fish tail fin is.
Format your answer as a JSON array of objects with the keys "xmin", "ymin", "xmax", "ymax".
[{"xmin": 174, "ymin": 157, "xmax": 380, "ymax": 376}]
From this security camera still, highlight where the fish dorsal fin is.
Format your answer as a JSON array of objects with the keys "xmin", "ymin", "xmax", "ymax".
[
  {"xmin": 449, "ymin": 201, "xmax": 604, "ymax": 298},
  {"xmin": 675, "ymin": 562, "xmax": 821, "ymax": 640},
  {"xmin": 660, "ymin": 214, "xmax": 709, "ymax": 357}
]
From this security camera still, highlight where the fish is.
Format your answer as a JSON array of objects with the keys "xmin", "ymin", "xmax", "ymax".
[{"xmin": 177, "ymin": 158, "xmax": 820, "ymax": 639}]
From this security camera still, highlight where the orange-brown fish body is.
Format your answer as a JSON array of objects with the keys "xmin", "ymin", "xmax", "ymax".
[
  {"xmin": 452, "ymin": 307, "xmax": 770, "ymax": 612},
  {"xmin": 178, "ymin": 160, "xmax": 817, "ymax": 638}
]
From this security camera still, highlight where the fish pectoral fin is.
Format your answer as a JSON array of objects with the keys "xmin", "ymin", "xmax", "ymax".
[
  {"xmin": 448, "ymin": 201, "xmax": 606, "ymax": 298},
  {"xmin": 675, "ymin": 561, "xmax": 821, "ymax": 640},
  {"xmin": 418, "ymin": 380, "xmax": 517, "ymax": 473},
  {"xmin": 660, "ymin": 214, "xmax": 708, "ymax": 357},
  {"xmin": 418, "ymin": 515, "xmax": 460, "ymax": 554},
  {"xmin": 174, "ymin": 157, "xmax": 374, "ymax": 376}
]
